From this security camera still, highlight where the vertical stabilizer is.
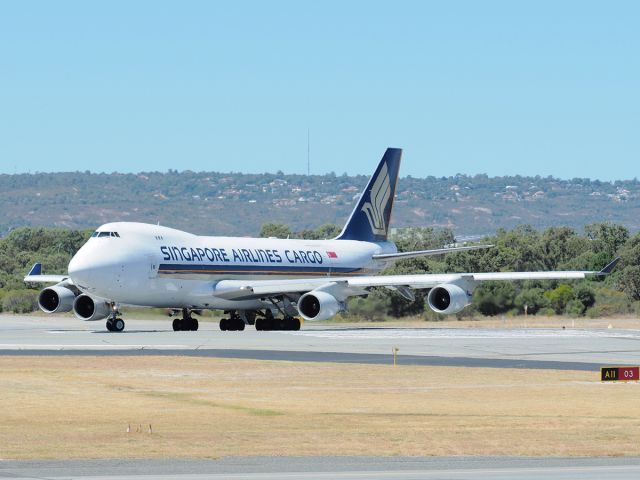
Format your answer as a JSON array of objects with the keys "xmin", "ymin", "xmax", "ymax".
[{"xmin": 336, "ymin": 148, "xmax": 402, "ymax": 242}]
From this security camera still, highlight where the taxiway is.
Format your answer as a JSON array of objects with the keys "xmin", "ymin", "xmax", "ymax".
[{"xmin": 1, "ymin": 315, "xmax": 639, "ymax": 370}]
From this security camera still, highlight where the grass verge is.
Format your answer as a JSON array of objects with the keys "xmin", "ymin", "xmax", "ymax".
[{"xmin": 1, "ymin": 356, "xmax": 639, "ymax": 459}]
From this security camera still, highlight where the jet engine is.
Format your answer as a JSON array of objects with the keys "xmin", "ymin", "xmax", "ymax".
[
  {"xmin": 38, "ymin": 285, "xmax": 76, "ymax": 313},
  {"xmin": 298, "ymin": 291, "xmax": 342, "ymax": 321},
  {"xmin": 73, "ymin": 294, "xmax": 111, "ymax": 321},
  {"xmin": 427, "ymin": 284, "xmax": 472, "ymax": 314}
]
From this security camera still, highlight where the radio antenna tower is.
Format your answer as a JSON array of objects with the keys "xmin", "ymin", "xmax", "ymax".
[{"xmin": 307, "ymin": 128, "xmax": 310, "ymax": 176}]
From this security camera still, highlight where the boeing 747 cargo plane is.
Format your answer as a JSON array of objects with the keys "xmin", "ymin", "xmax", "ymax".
[{"xmin": 25, "ymin": 148, "xmax": 618, "ymax": 332}]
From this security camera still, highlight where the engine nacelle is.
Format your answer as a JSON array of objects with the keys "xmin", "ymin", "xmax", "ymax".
[
  {"xmin": 38, "ymin": 286, "xmax": 76, "ymax": 313},
  {"xmin": 298, "ymin": 291, "xmax": 342, "ymax": 321},
  {"xmin": 73, "ymin": 294, "xmax": 111, "ymax": 321},
  {"xmin": 427, "ymin": 284, "xmax": 472, "ymax": 314}
]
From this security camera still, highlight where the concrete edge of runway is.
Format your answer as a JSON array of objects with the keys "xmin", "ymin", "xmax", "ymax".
[{"xmin": 0, "ymin": 348, "xmax": 603, "ymax": 371}]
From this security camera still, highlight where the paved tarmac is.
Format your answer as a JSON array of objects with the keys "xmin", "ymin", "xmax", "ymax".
[
  {"xmin": 1, "ymin": 315, "xmax": 639, "ymax": 370},
  {"xmin": 2, "ymin": 457, "xmax": 640, "ymax": 480}
]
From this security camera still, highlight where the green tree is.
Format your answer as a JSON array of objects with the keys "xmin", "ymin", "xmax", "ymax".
[
  {"xmin": 472, "ymin": 282, "xmax": 515, "ymax": 316},
  {"xmin": 346, "ymin": 292, "xmax": 391, "ymax": 321},
  {"xmin": 618, "ymin": 266, "xmax": 640, "ymax": 301},
  {"xmin": 544, "ymin": 284, "xmax": 575, "ymax": 314},
  {"xmin": 514, "ymin": 287, "xmax": 548, "ymax": 315},
  {"xmin": 584, "ymin": 222, "xmax": 629, "ymax": 259},
  {"xmin": 566, "ymin": 299, "xmax": 587, "ymax": 317},
  {"xmin": 259, "ymin": 223, "xmax": 292, "ymax": 239},
  {"xmin": 573, "ymin": 283, "xmax": 596, "ymax": 310}
]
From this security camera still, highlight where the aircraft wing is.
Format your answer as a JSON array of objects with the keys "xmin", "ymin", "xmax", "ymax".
[
  {"xmin": 212, "ymin": 257, "xmax": 619, "ymax": 301},
  {"xmin": 23, "ymin": 263, "xmax": 70, "ymax": 284}
]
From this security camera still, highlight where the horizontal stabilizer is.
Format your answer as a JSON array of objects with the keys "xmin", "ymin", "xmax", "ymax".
[
  {"xmin": 27, "ymin": 263, "xmax": 42, "ymax": 276},
  {"xmin": 23, "ymin": 263, "xmax": 69, "ymax": 284},
  {"xmin": 597, "ymin": 256, "xmax": 621, "ymax": 275},
  {"xmin": 372, "ymin": 244, "xmax": 493, "ymax": 261}
]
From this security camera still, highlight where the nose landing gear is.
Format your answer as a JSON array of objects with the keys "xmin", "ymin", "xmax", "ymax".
[{"xmin": 106, "ymin": 309, "xmax": 125, "ymax": 332}]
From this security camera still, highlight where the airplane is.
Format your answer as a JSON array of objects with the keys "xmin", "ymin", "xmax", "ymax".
[{"xmin": 24, "ymin": 148, "xmax": 619, "ymax": 332}]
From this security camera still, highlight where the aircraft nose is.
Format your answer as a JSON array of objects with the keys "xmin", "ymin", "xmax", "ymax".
[{"xmin": 68, "ymin": 247, "xmax": 96, "ymax": 286}]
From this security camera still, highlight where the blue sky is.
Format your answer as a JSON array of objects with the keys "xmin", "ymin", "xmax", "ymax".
[{"xmin": 0, "ymin": 1, "xmax": 638, "ymax": 180}]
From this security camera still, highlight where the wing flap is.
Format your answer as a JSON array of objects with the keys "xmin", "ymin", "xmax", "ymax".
[{"xmin": 210, "ymin": 268, "xmax": 600, "ymax": 300}]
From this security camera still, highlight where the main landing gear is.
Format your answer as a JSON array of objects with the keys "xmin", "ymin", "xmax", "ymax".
[
  {"xmin": 219, "ymin": 311, "xmax": 245, "ymax": 331},
  {"xmin": 220, "ymin": 310, "xmax": 302, "ymax": 331},
  {"xmin": 219, "ymin": 310, "xmax": 301, "ymax": 332},
  {"xmin": 106, "ymin": 308, "xmax": 125, "ymax": 332},
  {"xmin": 255, "ymin": 314, "xmax": 301, "ymax": 331},
  {"xmin": 172, "ymin": 308, "xmax": 199, "ymax": 331}
]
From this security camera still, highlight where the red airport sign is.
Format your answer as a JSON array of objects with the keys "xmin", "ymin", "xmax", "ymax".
[{"xmin": 601, "ymin": 366, "xmax": 640, "ymax": 382}]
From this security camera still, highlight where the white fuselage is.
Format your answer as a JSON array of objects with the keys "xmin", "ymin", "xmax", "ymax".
[{"xmin": 68, "ymin": 222, "xmax": 396, "ymax": 310}]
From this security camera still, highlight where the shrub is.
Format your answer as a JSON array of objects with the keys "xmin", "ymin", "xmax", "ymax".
[
  {"xmin": 514, "ymin": 287, "xmax": 548, "ymax": 315},
  {"xmin": 566, "ymin": 299, "xmax": 586, "ymax": 317},
  {"xmin": 2, "ymin": 289, "xmax": 38, "ymax": 314},
  {"xmin": 346, "ymin": 294, "xmax": 391, "ymax": 321},
  {"xmin": 544, "ymin": 284, "xmax": 575, "ymax": 314}
]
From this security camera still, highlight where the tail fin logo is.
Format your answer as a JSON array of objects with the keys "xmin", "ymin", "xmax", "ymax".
[{"xmin": 361, "ymin": 161, "xmax": 390, "ymax": 236}]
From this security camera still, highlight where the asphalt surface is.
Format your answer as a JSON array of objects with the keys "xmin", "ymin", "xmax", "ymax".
[
  {"xmin": 2, "ymin": 457, "xmax": 640, "ymax": 480},
  {"xmin": 0, "ymin": 457, "xmax": 640, "ymax": 480},
  {"xmin": 1, "ymin": 315, "xmax": 640, "ymax": 370}
]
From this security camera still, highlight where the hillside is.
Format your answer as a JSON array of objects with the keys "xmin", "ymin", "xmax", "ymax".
[{"xmin": 1, "ymin": 170, "xmax": 639, "ymax": 236}]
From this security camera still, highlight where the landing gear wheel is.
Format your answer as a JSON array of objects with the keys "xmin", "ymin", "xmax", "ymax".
[
  {"xmin": 173, "ymin": 308, "xmax": 199, "ymax": 332},
  {"xmin": 220, "ymin": 317, "xmax": 245, "ymax": 331},
  {"xmin": 113, "ymin": 318, "xmax": 125, "ymax": 332},
  {"xmin": 106, "ymin": 320, "xmax": 115, "ymax": 332},
  {"xmin": 285, "ymin": 317, "xmax": 301, "ymax": 331}
]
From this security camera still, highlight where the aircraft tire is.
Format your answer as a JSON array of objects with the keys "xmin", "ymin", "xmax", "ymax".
[
  {"xmin": 220, "ymin": 318, "xmax": 228, "ymax": 331},
  {"xmin": 106, "ymin": 320, "xmax": 114, "ymax": 332},
  {"xmin": 172, "ymin": 319, "xmax": 181, "ymax": 331},
  {"xmin": 191, "ymin": 319, "xmax": 199, "ymax": 331},
  {"xmin": 237, "ymin": 320, "xmax": 245, "ymax": 331},
  {"xmin": 113, "ymin": 318, "xmax": 125, "ymax": 332},
  {"xmin": 287, "ymin": 318, "xmax": 301, "ymax": 331}
]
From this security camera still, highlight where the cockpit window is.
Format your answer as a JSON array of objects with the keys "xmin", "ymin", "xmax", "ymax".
[{"xmin": 93, "ymin": 231, "xmax": 121, "ymax": 238}]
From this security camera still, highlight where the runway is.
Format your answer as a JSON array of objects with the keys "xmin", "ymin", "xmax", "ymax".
[
  {"xmin": 2, "ymin": 314, "xmax": 639, "ymax": 370},
  {"xmin": 2, "ymin": 457, "xmax": 640, "ymax": 480}
]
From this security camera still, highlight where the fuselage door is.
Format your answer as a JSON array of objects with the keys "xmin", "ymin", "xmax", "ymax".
[{"xmin": 148, "ymin": 255, "xmax": 159, "ymax": 279}]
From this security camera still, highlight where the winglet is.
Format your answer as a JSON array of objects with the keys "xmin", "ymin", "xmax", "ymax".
[
  {"xmin": 598, "ymin": 257, "xmax": 621, "ymax": 275},
  {"xmin": 27, "ymin": 262, "xmax": 42, "ymax": 276}
]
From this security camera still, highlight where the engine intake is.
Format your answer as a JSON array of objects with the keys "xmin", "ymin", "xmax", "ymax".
[
  {"xmin": 73, "ymin": 294, "xmax": 111, "ymax": 321},
  {"xmin": 427, "ymin": 284, "xmax": 472, "ymax": 314},
  {"xmin": 298, "ymin": 291, "xmax": 342, "ymax": 321},
  {"xmin": 38, "ymin": 286, "xmax": 76, "ymax": 313}
]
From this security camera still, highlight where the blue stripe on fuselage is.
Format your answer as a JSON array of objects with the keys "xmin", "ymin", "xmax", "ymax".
[{"xmin": 157, "ymin": 263, "xmax": 367, "ymax": 276}]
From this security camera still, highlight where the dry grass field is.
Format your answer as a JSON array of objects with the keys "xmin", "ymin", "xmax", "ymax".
[{"xmin": 1, "ymin": 356, "xmax": 639, "ymax": 459}]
